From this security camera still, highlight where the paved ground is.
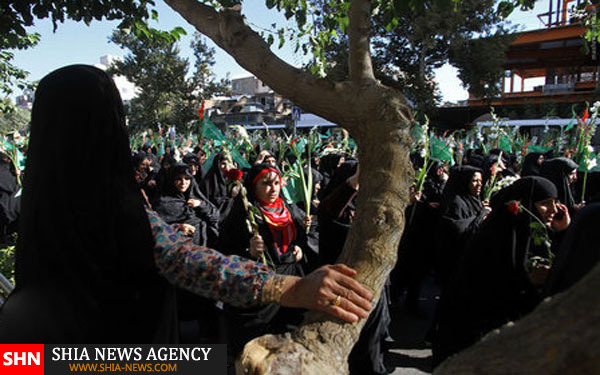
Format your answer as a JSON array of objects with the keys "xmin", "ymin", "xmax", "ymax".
[{"xmin": 386, "ymin": 276, "xmax": 441, "ymax": 375}]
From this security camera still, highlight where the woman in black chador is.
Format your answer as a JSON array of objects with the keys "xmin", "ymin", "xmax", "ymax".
[
  {"xmin": 436, "ymin": 165, "xmax": 490, "ymax": 287},
  {"xmin": 0, "ymin": 65, "xmax": 373, "ymax": 345},
  {"xmin": 0, "ymin": 65, "xmax": 179, "ymax": 343},
  {"xmin": 218, "ymin": 163, "xmax": 311, "ymax": 354},
  {"xmin": 154, "ymin": 163, "xmax": 219, "ymax": 247},
  {"xmin": 0, "ymin": 153, "xmax": 20, "ymax": 238},
  {"xmin": 544, "ymin": 202, "xmax": 600, "ymax": 296},
  {"xmin": 432, "ymin": 176, "xmax": 570, "ymax": 367},
  {"xmin": 521, "ymin": 152, "xmax": 544, "ymax": 177},
  {"xmin": 539, "ymin": 157, "xmax": 581, "ymax": 215},
  {"xmin": 153, "ymin": 162, "xmax": 220, "ymax": 341},
  {"xmin": 200, "ymin": 151, "xmax": 233, "ymax": 210}
]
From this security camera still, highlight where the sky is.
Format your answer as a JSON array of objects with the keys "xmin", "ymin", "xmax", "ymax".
[{"xmin": 9, "ymin": 1, "xmax": 550, "ymax": 103}]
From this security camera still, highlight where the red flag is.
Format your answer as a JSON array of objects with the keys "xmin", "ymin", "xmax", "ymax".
[{"xmin": 199, "ymin": 101, "xmax": 205, "ymax": 120}]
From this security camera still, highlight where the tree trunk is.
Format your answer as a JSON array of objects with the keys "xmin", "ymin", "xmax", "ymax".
[
  {"xmin": 164, "ymin": 1, "xmax": 600, "ymax": 374},
  {"xmin": 164, "ymin": 0, "xmax": 414, "ymax": 373},
  {"xmin": 435, "ymin": 261, "xmax": 600, "ymax": 375}
]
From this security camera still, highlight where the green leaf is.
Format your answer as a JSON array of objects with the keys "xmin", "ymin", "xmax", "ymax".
[
  {"xmin": 296, "ymin": 10, "xmax": 307, "ymax": 29},
  {"xmin": 497, "ymin": 1, "xmax": 515, "ymax": 18},
  {"xmin": 278, "ymin": 31, "xmax": 285, "ymax": 49},
  {"xmin": 337, "ymin": 16, "xmax": 349, "ymax": 33},
  {"xmin": 267, "ymin": 34, "xmax": 274, "ymax": 46}
]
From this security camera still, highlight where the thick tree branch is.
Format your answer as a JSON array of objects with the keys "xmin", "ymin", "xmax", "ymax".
[
  {"xmin": 348, "ymin": 0, "xmax": 375, "ymax": 82},
  {"xmin": 164, "ymin": 0, "xmax": 355, "ymax": 125}
]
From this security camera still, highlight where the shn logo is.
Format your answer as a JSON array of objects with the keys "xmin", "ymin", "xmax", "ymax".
[{"xmin": 3, "ymin": 352, "xmax": 41, "ymax": 366}]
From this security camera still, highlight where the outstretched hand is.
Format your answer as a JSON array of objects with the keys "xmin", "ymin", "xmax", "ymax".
[{"xmin": 279, "ymin": 264, "xmax": 373, "ymax": 323}]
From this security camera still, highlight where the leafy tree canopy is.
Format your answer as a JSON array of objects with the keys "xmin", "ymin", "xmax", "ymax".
[{"xmin": 108, "ymin": 29, "xmax": 229, "ymax": 134}]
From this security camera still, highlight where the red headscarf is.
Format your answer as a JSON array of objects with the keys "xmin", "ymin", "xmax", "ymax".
[{"xmin": 253, "ymin": 167, "xmax": 296, "ymax": 254}]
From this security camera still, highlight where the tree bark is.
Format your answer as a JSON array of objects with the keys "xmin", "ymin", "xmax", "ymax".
[
  {"xmin": 165, "ymin": 0, "xmax": 414, "ymax": 374},
  {"xmin": 435, "ymin": 261, "xmax": 600, "ymax": 375}
]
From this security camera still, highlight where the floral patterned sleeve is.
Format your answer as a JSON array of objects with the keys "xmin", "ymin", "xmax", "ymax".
[{"xmin": 146, "ymin": 207, "xmax": 274, "ymax": 308}]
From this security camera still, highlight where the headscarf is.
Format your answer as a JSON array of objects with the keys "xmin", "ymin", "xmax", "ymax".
[
  {"xmin": 319, "ymin": 153, "xmax": 345, "ymax": 193},
  {"xmin": 465, "ymin": 154, "xmax": 484, "ymax": 169},
  {"xmin": 154, "ymin": 163, "xmax": 206, "ymax": 245},
  {"xmin": 0, "ymin": 65, "xmax": 176, "ymax": 343},
  {"xmin": 200, "ymin": 151, "xmax": 230, "ymax": 207},
  {"xmin": 182, "ymin": 152, "xmax": 205, "ymax": 187},
  {"xmin": 248, "ymin": 164, "xmax": 296, "ymax": 254},
  {"xmin": 442, "ymin": 166, "xmax": 483, "ymax": 220},
  {"xmin": 132, "ymin": 151, "xmax": 148, "ymax": 170},
  {"xmin": 490, "ymin": 176, "xmax": 557, "ymax": 215},
  {"xmin": 544, "ymin": 202, "xmax": 600, "ymax": 295},
  {"xmin": 521, "ymin": 152, "xmax": 543, "ymax": 177},
  {"xmin": 320, "ymin": 158, "xmax": 359, "ymax": 204},
  {"xmin": 0, "ymin": 154, "xmax": 20, "ymax": 225},
  {"xmin": 539, "ymin": 157, "xmax": 578, "ymax": 210},
  {"xmin": 155, "ymin": 164, "xmax": 198, "ymax": 223}
]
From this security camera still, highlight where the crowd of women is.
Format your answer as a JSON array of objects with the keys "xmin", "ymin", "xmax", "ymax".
[
  {"xmin": 0, "ymin": 65, "xmax": 599, "ymax": 375},
  {"xmin": 398, "ymin": 149, "xmax": 600, "ymax": 368},
  {"xmin": 129, "ymin": 118, "xmax": 600, "ymax": 373},
  {"xmin": 0, "ymin": 66, "xmax": 374, "ymax": 374}
]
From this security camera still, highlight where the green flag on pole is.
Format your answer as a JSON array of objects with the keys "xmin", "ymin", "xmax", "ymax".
[
  {"xmin": 201, "ymin": 118, "xmax": 227, "ymax": 142},
  {"xmin": 430, "ymin": 136, "xmax": 453, "ymax": 163}
]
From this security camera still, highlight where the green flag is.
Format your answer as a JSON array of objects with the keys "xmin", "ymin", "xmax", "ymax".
[
  {"xmin": 2, "ymin": 140, "xmax": 25, "ymax": 171},
  {"xmin": 281, "ymin": 163, "xmax": 304, "ymax": 204},
  {"xmin": 231, "ymin": 148, "xmax": 251, "ymax": 169},
  {"xmin": 295, "ymin": 138, "xmax": 307, "ymax": 155},
  {"xmin": 201, "ymin": 118, "xmax": 227, "ymax": 142},
  {"xmin": 430, "ymin": 136, "xmax": 453, "ymax": 163},
  {"xmin": 499, "ymin": 134, "xmax": 512, "ymax": 153},
  {"xmin": 527, "ymin": 144, "xmax": 552, "ymax": 154},
  {"xmin": 411, "ymin": 122, "xmax": 423, "ymax": 141},
  {"xmin": 565, "ymin": 118, "xmax": 576, "ymax": 132}
]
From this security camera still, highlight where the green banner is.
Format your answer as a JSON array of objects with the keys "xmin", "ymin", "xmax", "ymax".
[
  {"xmin": 430, "ymin": 136, "xmax": 453, "ymax": 163},
  {"xmin": 499, "ymin": 134, "xmax": 512, "ymax": 153},
  {"xmin": 201, "ymin": 118, "xmax": 227, "ymax": 142},
  {"xmin": 526, "ymin": 144, "xmax": 552, "ymax": 154}
]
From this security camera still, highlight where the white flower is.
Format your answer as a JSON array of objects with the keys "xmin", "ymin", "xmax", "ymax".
[
  {"xmin": 419, "ymin": 147, "xmax": 427, "ymax": 158},
  {"xmin": 491, "ymin": 175, "xmax": 520, "ymax": 195},
  {"xmin": 229, "ymin": 125, "xmax": 249, "ymax": 141},
  {"xmin": 588, "ymin": 145, "xmax": 595, "ymax": 153},
  {"xmin": 587, "ymin": 157, "xmax": 598, "ymax": 171},
  {"xmin": 592, "ymin": 101, "xmax": 600, "ymax": 114}
]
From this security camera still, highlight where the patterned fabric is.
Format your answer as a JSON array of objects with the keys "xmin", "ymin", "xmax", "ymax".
[{"xmin": 146, "ymin": 207, "xmax": 274, "ymax": 308}]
